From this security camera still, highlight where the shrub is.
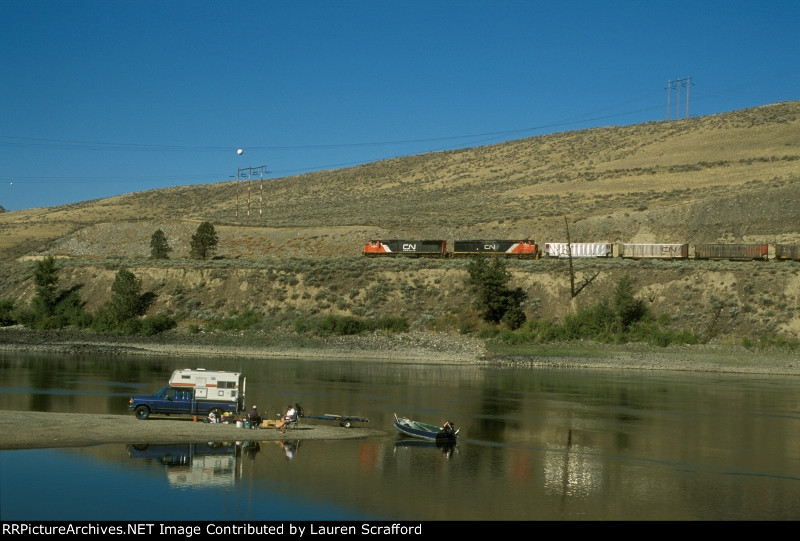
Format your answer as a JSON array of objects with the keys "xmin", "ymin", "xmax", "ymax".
[
  {"xmin": 0, "ymin": 298, "xmax": 16, "ymax": 326},
  {"xmin": 139, "ymin": 314, "xmax": 177, "ymax": 335}
]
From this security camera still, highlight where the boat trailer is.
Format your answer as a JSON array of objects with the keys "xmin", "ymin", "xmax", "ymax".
[{"xmin": 306, "ymin": 413, "xmax": 369, "ymax": 428}]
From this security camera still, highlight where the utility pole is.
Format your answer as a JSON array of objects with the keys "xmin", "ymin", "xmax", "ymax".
[
  {"xmin": 564, "ymin": 216, "xmax": 575, "ymax": 298},
  {"xmin": 666, "ymin": 79, "xmax": 671, "ymax": 120},
  {"xmin": 236, "ymin": 165, "xmax": 269, "ymax": 222},
  {"xmin": 254, "ymin": 165, "xmax": 270, "ymax": 221},
  {"xmin": 237, "ymin": 167, "xmax": 248, "ymax": 221},
  {"xmin": 666, "ymin": 77, "xmax": 693, "ymax": 120},
  {"xmin": 684, "ymin": 76, "xmax": 692, "ymax": 118}
]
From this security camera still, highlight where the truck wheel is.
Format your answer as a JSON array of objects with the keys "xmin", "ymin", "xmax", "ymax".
[
  {"xmin": 134, "ymin": 406, "xmax": 150, "ymax": 420},
  {"xmin": 342, "ymin": 420, "xmax": 352, "ymax": 428}
]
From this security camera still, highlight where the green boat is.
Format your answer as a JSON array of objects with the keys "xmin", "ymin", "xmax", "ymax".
[{"xmin": 394, "ymin": 413, "xmax": 458, "ymax": 442}]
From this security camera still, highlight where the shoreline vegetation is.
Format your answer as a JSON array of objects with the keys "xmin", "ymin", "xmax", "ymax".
[
  {"xmin": 2, "ymin": 325, "xmax": 799, "ymax": 374},
  {"xmin": 1, "ymin": 326, "xmax": 799, "ymax": 450}
]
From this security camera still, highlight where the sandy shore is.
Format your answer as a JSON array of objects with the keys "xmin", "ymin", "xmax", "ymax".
[{"xmin": 0, "ymin": 411, "xmax": 388, "ymax": 451}]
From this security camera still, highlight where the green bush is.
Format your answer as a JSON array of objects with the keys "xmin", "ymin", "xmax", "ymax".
[
  {"xmin": 206, "ymin": 309, "xmax": 263, "ymax": 332},
  {"xmin": 293, "ymin": 314, "xmax": 409, "ymax": 336},
  {"xmin": 139, "ymin": 314, "xmax": 177, "ymax": 335},
  {"xmin": 0, "ymin": 298, "xmax": 16, "ymax": 326},
  {"xmin": 369, "ymin": 315, "xmax": 410, "ymax": 333},
  {"xmin": 487, "ymin": 276, "xmax": 703, "ymax": 347}
]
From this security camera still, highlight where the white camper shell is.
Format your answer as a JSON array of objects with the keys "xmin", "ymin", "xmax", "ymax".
[{"xmin": 169, "ymin": 368, "xmax": 245, "ymax": 403}]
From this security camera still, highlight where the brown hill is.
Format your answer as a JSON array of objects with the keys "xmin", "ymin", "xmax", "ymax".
[{"xmin": 1, "ymin": 101, "xmax": 799, "ymax": 344}]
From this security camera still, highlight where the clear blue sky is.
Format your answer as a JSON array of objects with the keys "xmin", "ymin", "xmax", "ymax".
[{"xmin": 2, "ymin": 0, "xmax": 798, "ymax": 211}]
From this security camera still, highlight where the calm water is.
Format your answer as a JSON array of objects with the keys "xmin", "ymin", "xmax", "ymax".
[{"xmin": 1, "ymin": 351, "xmax": 799, "ymax": 521}]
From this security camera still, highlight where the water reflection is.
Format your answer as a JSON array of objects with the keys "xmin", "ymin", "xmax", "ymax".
[
  {"xmin": 393, "ymin": 439, "xmax": 457, "ymax": 458},
  {"xmin": 127, "ymin": 442, "xmax": 240, "ymax": 488}
]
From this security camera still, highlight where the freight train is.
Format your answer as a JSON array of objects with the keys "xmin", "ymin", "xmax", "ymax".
[{"xmin": 362, "ymin": 240, "xmax": 800, "ymax": 261}]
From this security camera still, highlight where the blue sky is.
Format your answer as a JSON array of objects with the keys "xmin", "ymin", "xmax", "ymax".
[{"xmin": 1, "ymin": 0, "xmax": 798, "ymax": 211}]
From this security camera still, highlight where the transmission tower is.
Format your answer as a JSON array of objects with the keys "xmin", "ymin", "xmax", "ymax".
[
  {"xmin": 665, "ymin": 76, "xmax": 693, "ymax": 120},
  {"xmin": 236, "ymin": 165, "xmax": 270, "ymax": 222}
]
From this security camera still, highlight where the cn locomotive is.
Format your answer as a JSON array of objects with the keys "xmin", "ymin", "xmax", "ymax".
[{"xmin": 363, "ymin": 239, "xmax": 538, "ymax": 258}]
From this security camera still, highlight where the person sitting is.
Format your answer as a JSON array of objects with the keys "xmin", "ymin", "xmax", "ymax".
[
  {"xmin": 207, "ymin": 411, "xmax": 219, "ymax": 424},
  {"xmin": 284, "ymin": 404, "xmax": 298, "ymax": 425},
  {"xmin": 247, "ymin": 405, "xmax": 261, "ymax": 427}
]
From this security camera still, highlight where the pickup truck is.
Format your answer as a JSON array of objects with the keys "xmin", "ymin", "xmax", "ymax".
[{"xmin": 129, "ymin": 386, "xmax": 241, "ymax": 420}]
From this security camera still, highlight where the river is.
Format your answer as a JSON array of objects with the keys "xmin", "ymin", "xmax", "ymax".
[{"xmin": 0, "ymin": 351, "xmax": 799, "ymax": 521}]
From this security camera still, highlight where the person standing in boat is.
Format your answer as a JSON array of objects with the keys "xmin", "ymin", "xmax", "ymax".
[{"xmin": 441, "ymin": 420, "xmax": 455, "ymax": 436}]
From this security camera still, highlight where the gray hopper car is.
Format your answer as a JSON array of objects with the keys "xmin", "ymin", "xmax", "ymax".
[{"xmin": 618, "ymin": 243, "xmax": 689, "ymax": 259}]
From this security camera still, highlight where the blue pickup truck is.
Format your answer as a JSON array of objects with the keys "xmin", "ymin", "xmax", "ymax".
[{"xmin": 128, "ymin": 368, "xmax": 246, "ymax": 420}]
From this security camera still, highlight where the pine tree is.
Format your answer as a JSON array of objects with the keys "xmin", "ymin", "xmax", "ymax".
[
  {"xmin": 149, "ymin": 229, "xmax": 172, "ymax": 259},
  {"xmin": 31, "ymin": 255, "xmax": 59, "ymax": 317},
  {"xmin": 189, "ymin": 221, "xmax": 218, "ymax": 260},
  {"xmin": 108, "ymin": 268, "xmax": 144, "ymax": 323},
  {"xmin": 464, "ymin": 256, "xmax": 527, "ymax": 329}
]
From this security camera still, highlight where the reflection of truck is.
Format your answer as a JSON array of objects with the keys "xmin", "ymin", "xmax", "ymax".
[
  {"xmin": 127, "ymin": 442, "xmax": 240, "ymax": 487},
  {"xmin": 128, "ymin": 368, "xmax": 246, "ymax": 420}
]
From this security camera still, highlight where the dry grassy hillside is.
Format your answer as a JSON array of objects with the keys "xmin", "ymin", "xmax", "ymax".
[{"xmin": 1, "ymin": 101, "xmax": 799, "ymax": 344}]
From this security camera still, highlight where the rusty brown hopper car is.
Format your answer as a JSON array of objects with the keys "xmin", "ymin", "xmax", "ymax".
[
  {"xmin": 618, "ymin": 243, "xmax": 689, "ymax": 259},
  {"xmin": 693, "ymin": 244, "xmax": 768, "ymax": 261},
  {"xmin": 775, "ymin": 244, "xmax": 800, "ymax": 261}
]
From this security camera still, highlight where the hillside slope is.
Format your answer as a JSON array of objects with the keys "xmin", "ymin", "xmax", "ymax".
[{"xmin": 1, "ymin": 101, "xmax": 799, "ymax": 344}]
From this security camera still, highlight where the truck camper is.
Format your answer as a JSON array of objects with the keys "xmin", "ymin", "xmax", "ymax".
[{"xmin": 129, "ymin": 368, "xmax": 246, "ymax": 420}]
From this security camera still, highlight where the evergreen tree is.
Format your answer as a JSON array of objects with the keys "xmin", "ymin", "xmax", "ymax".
[
  {"xmin": 464, "ymin": 256, "xmax": 528, "ymax": 329},
  {"xmin": 612, "ymin": 274, "xmax": 649, "ymax": 331},
  {"xmin": 30, "ymin": 255, "xmax": 59, "ymax": 317},
  {"xmin": 149, "ymin": 228, "xmax": 172, "ymax": 259},
  {"xmin": 189, "ymin": 221, "xmax": 218, "ymax": 260},
  {"xmin": 108, "ymin": 268, "xmax": 144, "ymax": 323}
]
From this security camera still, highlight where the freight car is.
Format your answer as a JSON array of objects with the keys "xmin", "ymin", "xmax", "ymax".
[
  {"xmin": 543, "ymin": 242, "xmax": 613, "ymax": 258},
  {"xmin": 693, "ymin": 243, "xmax": 768, "ymax": 261},
  {"xmin": 618, "ymin": 243, "xmax": 689, "ymax": 259},
  {"xmin": 451, "ymin": 240, "xmax": 539, "ymax": 259},
  {"xmin": 775, "ymin": 244, "xmax": 800, "ymax": 261},
  {"xmin": 363, "ymin": 239, "xmax": 447, "ymax": 257}
]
